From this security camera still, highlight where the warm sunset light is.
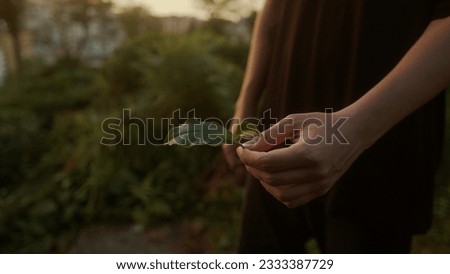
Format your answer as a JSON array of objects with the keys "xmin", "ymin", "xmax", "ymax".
[
  {"xmin": 114, "ymin": 0, "xmax": 205, "ymax": 18},
  {"xmin": 1, "ymin": 0, "xmax": 449, "ymax": 265},
  {"xmin": 113, "ymin": 0, "xmax": 263, "ymax": 19}
]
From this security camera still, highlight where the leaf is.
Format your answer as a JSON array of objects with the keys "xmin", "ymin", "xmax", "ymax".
[
  {"xmin": 165, "ymin": 119, "xmax": 235, "ymax": 147},
  {"xmin": 234, "ymin": 121, "xmax": 259, "ymax": 141}
]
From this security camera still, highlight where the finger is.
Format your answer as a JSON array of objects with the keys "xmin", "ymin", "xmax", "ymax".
[
  {"xmin": 236, "ymin": 146, "xmax": 313, "ymax": 172},
  {"xmin": 242, "ymin": 116, "xmax": 297, "ymax": 152},
  {"xmin": 260, "ymin": 180, "xmax": 321, "ymax": 204},
  {"xmin": 245, "ymin": 166, "xmax": 319, "ymax": 186}
]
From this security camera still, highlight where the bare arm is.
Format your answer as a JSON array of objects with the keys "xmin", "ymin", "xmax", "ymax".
[
  {"xmin": 223, "ymin": 0, "xmax": 282, "ymax": 171},
  {"xmin": 345, "ymin": 16, "xmax": 450, "ymax": 149},
  {"xmin": 237, "ymin": 16, "xmax": 450, "ymax": 207},
  {"xmin": 234, "ymin": 0, "xmax": 281, "ymax": 119}
]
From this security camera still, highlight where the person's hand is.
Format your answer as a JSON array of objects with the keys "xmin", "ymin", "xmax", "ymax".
[{"xmin": 236, "ymin": 111, "xmax": 367, "ymax": 208}]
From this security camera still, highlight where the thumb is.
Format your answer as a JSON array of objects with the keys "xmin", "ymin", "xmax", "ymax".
[{"xmin": 242, "ymin": 116, "xmax": 296, "ymax": 152}]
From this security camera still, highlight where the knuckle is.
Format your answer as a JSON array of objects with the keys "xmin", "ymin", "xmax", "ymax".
[
  {"xmin": 316, "ymin": 183, "xmax": 330, "ymax": 197},
  {"xmin": 264, "ymin": 187, "xmax": 288, "ymax": 203},
  {"xmin": 263, "ymin": 174, "xmax": 278, "ymax": 186},
  {"xmin": 284, "ymin": 114, "xmax": 295, "ymax": 121},
  {"xmin": 257, "ymin": 154, "xmax": 272, "ymax": 171},
  {"xmin": 315, "ymin": 164, "xmax": 330, "ymax": 179},
  {"xmin": 276, "ymin": 191, "xmax": 291, "ymax": 203},
  {"xmin": 284, "ymin": 201, "xmax": 297, "ymax": 209},
  {"xmin": 301, "ymin": 149, "xmax": 319, "ymax": 165}
]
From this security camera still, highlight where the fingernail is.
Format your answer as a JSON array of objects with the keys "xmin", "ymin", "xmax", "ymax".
[
  {"xmin": 236, "ymin": 146, "xmax": 243, "ymax": 155},
  {"xmin": 242, "ymin": 137, "xmax": 259, "ymax": 148}
]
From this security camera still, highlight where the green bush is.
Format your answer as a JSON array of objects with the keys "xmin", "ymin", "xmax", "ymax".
[{"xmin": 0, "ymin": 30, "xmax": 248, "ymax": 253}]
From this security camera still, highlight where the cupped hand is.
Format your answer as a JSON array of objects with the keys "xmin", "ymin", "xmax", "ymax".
[{"xmin": 236, "ymin": 111, "xmax": 367, "ymax": 208}]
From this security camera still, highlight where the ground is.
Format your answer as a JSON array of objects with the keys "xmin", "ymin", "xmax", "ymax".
[{"xmin": 69, "ymin": 223, "xmax": 210, "ymax": 253}]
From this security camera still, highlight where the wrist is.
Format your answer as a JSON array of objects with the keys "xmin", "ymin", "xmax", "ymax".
[{"xmin": 337, "ymin": 104, "xmax": 381, "ymax": 152}]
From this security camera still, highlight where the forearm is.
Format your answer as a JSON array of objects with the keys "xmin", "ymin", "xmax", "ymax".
[
  {"xmin": 344, "ymin": 16, "xmax": 450, "ymax": 148},
  {"xmin": 235, "ymin": 0, "xmax": 281, "ymax": 119}
]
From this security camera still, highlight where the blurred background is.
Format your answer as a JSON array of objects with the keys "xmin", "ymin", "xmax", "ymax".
[{"xmin": 0, "ymin": 0, "xmax": 448, "ymax": 253}]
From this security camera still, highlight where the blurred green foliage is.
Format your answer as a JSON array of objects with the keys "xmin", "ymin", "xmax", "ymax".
[
  {"xmin": 0, "ymin": 30, "xmax": 247, "ymax": 253},
  {"xmin": 412, "ymin": 89, "xmax": 450, "ymax": 253}
]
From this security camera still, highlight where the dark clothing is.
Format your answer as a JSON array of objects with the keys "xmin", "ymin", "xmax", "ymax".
[
  {"xmin": 264, "ymin": 0, "xmax": 450, "ymax": 114},
  {"xmin": 241, "ymin": 0, "xmax": 450, "ymax": 253},
  {"xmin": 240, "ymin": 177, "xmax": 412, "ymax": 253}
]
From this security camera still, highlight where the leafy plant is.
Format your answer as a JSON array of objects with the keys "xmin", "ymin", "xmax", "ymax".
[
  {"xmin": 165, "ymin": 119, "xmax": 259, "ymax": 147},
  {"xmin": 0, "ymin": 27, "xmax": 251, "ymax": 253}
]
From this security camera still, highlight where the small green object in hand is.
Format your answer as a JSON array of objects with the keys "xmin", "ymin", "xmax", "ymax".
[{"xmin": 164, "ymin": 119, "xmax": 259, "ymax": 147}]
